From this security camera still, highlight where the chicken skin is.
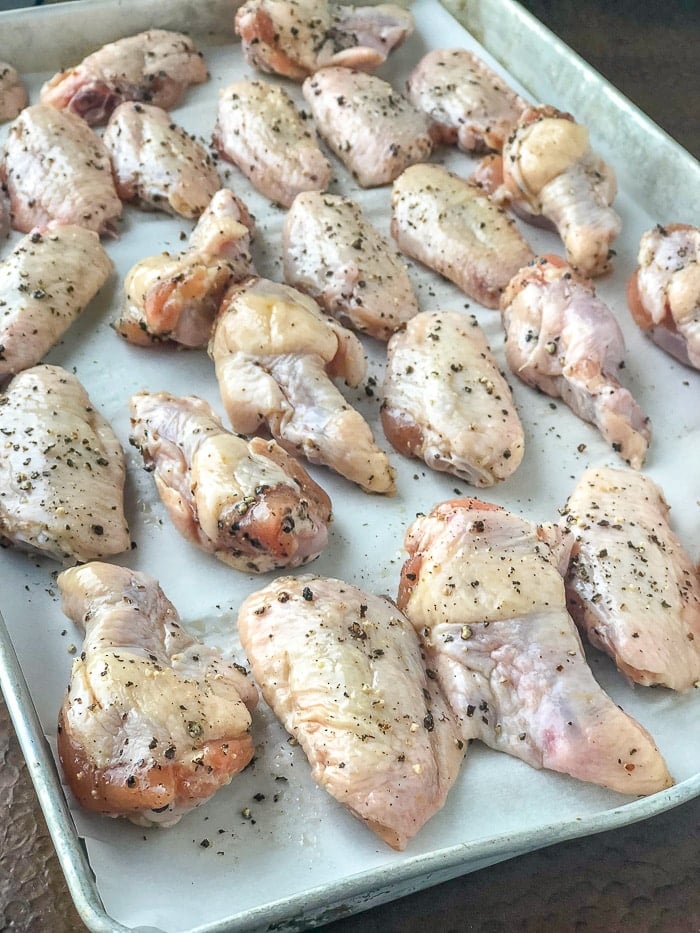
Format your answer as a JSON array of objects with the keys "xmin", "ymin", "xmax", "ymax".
[
  {"xmin": 213, "ymin": 80, "xmax": 331, "ymax": 208},
  {"xmin": 209, "ymin": 277, "xmax": 395, "ymax": 494},
  {"xmin": 283, "ymin": 191, "xmax": 419, "ymax": 340},
  {"xmin": 398, "ymin": 498, "xmax": 674, "ymax": 796},
  {"xmin": 0, "ymin": 62, "xmax": 27, "ymax": 123},
  {"xmin": 235, "ymin": 0, "xmax": 414, "ymax": 81},
  {"xmin": 391, "ymin": 163, "xmax": 534, "ymax": 309},
  {"xmin": 406, "ymin": 48, "xmax": 527, "ymax": 153},
  {"xmin": 1, "ymin": 104, "xmax": 122, "ymax": 235},
  {"xmin": 237, "ymin": 574, "xmax": 464, "ymax": 850},
  {"xmin": 627, "ymin": 223, "xmax": 700, "ymax": 370},
  {"xmin": 0, "ymin": 225, "xmax": 112, "ymax": 381},
  {"xmin": 381, "ymin": 311, "xmax": 524, "ymax": 486},
  {"xmin": 302, "ymin": 68, "xmax": 433, "ymax": 188},
  {"xmin": 0, "ymin": 365, "xmax": 129, "ymax": 563},
  {"xmin": 58, "ymin": 563, "xmax": 258, "ymax": 826},
  {"xmin": 39, "ymin": 30, "xmax": 207, "ymax": 126},
  {"xmin": 501, "ymin": 255, "xmax": 651, "ymax": 469},
  {"xmin": 561, "ymin": 466, "xmax": 700, "ymax": 692},
  {"xmin": 116, "ymin": 189, "xmax": 254, "ymax": 348},
  {"xmin": 129, "ymin": 392, "xmax": 332, "ymax": 573}
]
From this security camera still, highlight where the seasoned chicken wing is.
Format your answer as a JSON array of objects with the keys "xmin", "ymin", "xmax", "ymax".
[
  {"xmin": 0, "ymin": 104, "xmax": 122, "ymax": 235},
  {"xmin": 627, "ymin": 223, "xmax": 700, "ymax": 369},
  {"xmin": 209, "ymin": 276, "xmax": 395, "ymax": 494},
  {"xmin": 39, "ymin": 29, "xmax": 207, "ymax": 126},
  {"xmin": 283, "ymin": 191, "xmax": 418, "ymax": 340},
  {"xmin": 302, "ymin": 68, "xmax": 433, "ymax": 188},
  {"xmin": 116, "ymin": 189, "xmax": 254, "ymax": 348},
  {"xmin": 392, "ymin": 163, "xmax": 534, "ymax": 309},
  {"xmin": 0, "ymin": 62, "xmax": 27, "ymax": 123},
  {"xmin": 129, "ymin": 391, "xmax": 332, "ymax": 572},
  {"xmin": 238, "ymin": 574, "xmax": 464, "ymax": 850},
  {"xmin": 0, "ymin": 365, "xmax": 129, "ymax": 562},
  {"xmin": 58, "ymin": 563, "xmax": 257, "ymax": 826},
  {"xmin": 213, "ymin": 80, "xmax": 331, "ymax": 207},
  {"xmin": 398, "ymin": 498, "xmax": 674, "ymax": 796},
  {"xmin": 0, "ymin": 225, "xmax": 112, "ymax": 381},
  {"xmin": 406, "ymin": 48, "xmax": 526, "ymax": 153},
  {"xmin": 501, "ymin": 255, "xmax": 651, "ymax": 469},
  {"xmin": 235, "ymin": 0, "xmax": 414, "ymax": 81},
  {"xmin": 381, "ymin": 311, "xmax": 524, "ymax": 485},
  {"xmin": 561, "ymin": 466, "xmax": 700, "ymax": 692}
]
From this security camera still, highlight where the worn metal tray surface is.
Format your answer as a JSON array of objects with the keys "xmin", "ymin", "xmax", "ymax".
[{"xmin": 0, "ymin": 0, "xmax": 699, "ymax": 931}]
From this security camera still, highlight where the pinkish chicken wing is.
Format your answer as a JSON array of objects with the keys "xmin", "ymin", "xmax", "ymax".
[
  {"xmin": 0, "ymin": 62, "xmax": 27, "ymax": 123},
  {"xmin": 58, "ymin": 562, "xmax": 257, "ymax": 825},
  {"xmin": 398, "ymin": 497, "xmax": 673, "ymax": 796}
]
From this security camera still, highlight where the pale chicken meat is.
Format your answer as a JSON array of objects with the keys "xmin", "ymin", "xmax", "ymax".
[
  {"xmin": 209, "ymin": 277, "xmax": 395, "ymax": 495},
  {"xmin": 391, "ymin": 163, "xmax": 534, "ymax": 309},
  {"xmin": 0, "ymin": 365, "xmax": 129, "ymax": 562},
  {"xmin": 0, "ymin": 225, "xmax": 112, "ymax": 380},
  {"xmin": 103, "ymin": 102, "xmax": 220, "ymax": 219},
  {"xmin": 116, "ymin": 188, "xmax": 255, "ymax": 348},
  {"xmin": 39, "ymin": 30, "xmax": 207, "ymax": 126},
  {"xmin": 283, "ymin": 191, "xmax": 418, "ymax": 340},
  {"xmin": 302, "ymin": 68, "xmax": 433, "ymax": 188},
  {"xmin": 406, "ymin": 48, "xmax": 527, "ymax": 153},
  {"xmin": 501, "ymin": 255, "xmax": 651, "ymax": 469},
  {"xmin": 0, "ymin": 63, "xmax": 28, "ymax": 123},
  {"xmin": 561, "ymin": 466, "xmax": 700, "ymax": 692},
  {"xmin": 398, "ymin": 498, "xmax": 674, "ymax": 796},
  {"xmin": 0, "ymin": 188, "xmax": 9, "ymax": 240},
  {"xmin": 381, "ymin": 311, "xmax": 524, "ymax": 485},
  {"xmin": 237, "ymin": 574, "xmax": 464, "ymax": 850},
  {"xmin": 235, "ymin": 0, "xmax": 414, "ymax": 81},
  {"xmin": 58, "ymin": 563, "xmax": 258, "ymax": 825},
  {"xmin": 213, "ymin": 80, "xmax": 331, "ymax": 208},
  {"xmin": 627, "ymin": 223, "xmax": 700, "ymax": 370},
  {"xmin": 0, "ymin": 104, "xmax": 122, "ymax": 235},
  {"xmin": 129, "ymin": 391, "xmax": 332, "ymax": 573}
]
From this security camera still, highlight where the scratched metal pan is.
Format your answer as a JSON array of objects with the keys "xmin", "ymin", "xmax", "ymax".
[{"xmin": 0, "ymin": 1, "xmax": 698, "ymax": 931}]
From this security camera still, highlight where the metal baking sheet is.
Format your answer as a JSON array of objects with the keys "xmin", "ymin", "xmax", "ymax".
[{"xmin": 1, "ymin": 1, "xmax": 699, "ymax": 931}]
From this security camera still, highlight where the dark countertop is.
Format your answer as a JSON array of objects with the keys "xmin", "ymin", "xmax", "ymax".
[{"xmin": 1, "ymin": 1, "xmax": 699, "ymax": 931}]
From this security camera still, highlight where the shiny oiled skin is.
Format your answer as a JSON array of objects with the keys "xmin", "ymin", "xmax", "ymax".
[{"xmin": 0, "ymin": 62, "xmax": 27, "ymax": 123}]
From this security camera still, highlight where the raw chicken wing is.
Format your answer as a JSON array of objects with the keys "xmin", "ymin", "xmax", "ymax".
[
  {"xmin": 213, "ymin": 80, "xmax": 331, "ymax": 207},
  {"xmin": 381, "ymin": 311, "xmax": 524, "ymax": 485},
  {"xmin": 302, "ymin": 68, "xmax": 433, "ymax": 188},
  {"xmin": 0, "ymin": 365, "xmax": 129, "ymax": 562},
  {"xmin": 398, "ymin": 498, "xmax": 674, "ymax": 796},
  {"xmin": 392, "ymin": 163, "xmax": 534, "ymax": 308},
  {"xmin": 209, "ymin": 276, "xmax": 396, "ymax": 494},
  {"xmin": 58, "ymin": 562, "xmax": 257, "ymax": 825},
  {"xmin": 501, "ymin": 255, "xmax": 650, "ymax": 468},
  {"xmin": 39, "ymin": 30, "xmax": 207, "ymax": 126},
  {"xmin": 283, "ymin": 191, "xmax": 418, "ymax": 340},
  {"xmin": 561, "ymin": 466, "xmax": 700, "ymax": 691},
  {"xmin": 0, "ymin": 63, "xmax": 27, "ymax": 123},
  {"xmin": 237, "ymin": 574, "xmax": 464, "ymax": 850},
  {"xmin": 129, "ymin": 391, "xmax": 332, "ymax": 572}
]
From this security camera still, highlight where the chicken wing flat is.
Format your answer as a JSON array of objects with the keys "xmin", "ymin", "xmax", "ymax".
[
  {"xmin": 406, "ymin": 48, "xmax": 527, "ymax": 153},
  {"xmin": 302, "ymin": 68, "xmax": 433, "ymax": 188},
  {"xmin": 0, "ymin": 225, "xmax": 112, "ymax": 381},
  {"xmin": 501, "ymin": 255, "xmax": 651, "ymax": 469},
  {"xmin": 0, "ymin": 365, "xmax": 129, "ymax": 562},
  {"xmin": 0, "ymin": 62, "xmax": 27, "ymax": 123},
  {"xmin": 398, "ymin": 498, "xmax": 674, "ymax": 796},
  {"xmin": 381, "ymin": 311, "xmax": 524, "ymax": 485},
  {"xmin": 283, "ymin": 191, "xmax": 418, "ymax": 340},
  {"xmin": 213, "ymin": 80, "xmax": 331, "ymax": 208},
  {"xmin": 235, "ymin": 0, "xmax": 414, "ymax": 81},
  {"xmin": 627, "ymin": 223, "xmax": 700, "ymax": 370},
  {"xmin": 129, "ymin": 391, "xmax": 332, "ymax": 572},
  {"xmin": 39, "ymin": 29, "xmax": 207, "ymax": 126},
  {"xmin": 561, "ymin": 466, "xmax": 700, "ymax": 691},
  {"xmin": 0, "ymin": 104, "xmax": 122, "ymax": 235},
  {"xmin": 237, "ymin": 574, "xmax": 464, "ymax": 850},
  {"xmin": 116, "ymin": 189, "xmax": 254, "ymax": 348},
  {"xmin": 58, "ymin": 562, "xmax": 258, "ymax": 825},
  {"xmin": 391, "ymin": 163, "xmax": 534, "ymax": 309}
]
